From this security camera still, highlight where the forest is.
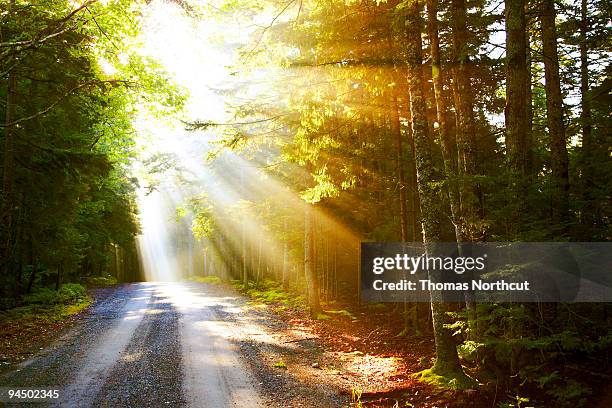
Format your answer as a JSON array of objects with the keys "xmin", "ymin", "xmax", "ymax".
[{"xmin": 1, "ymin": 0, "xmax": 611, "ymax": 407}]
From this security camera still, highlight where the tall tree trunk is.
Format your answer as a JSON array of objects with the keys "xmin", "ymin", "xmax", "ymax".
[
  {"xmin": 579, "ymin": 0, "xmax": 593, "ymax": 228},
  {"xmin": 525, "ymin": 4, "xmax": 534, "ymax": 175},
  {"xmin": 304, "ymin": 203, "xmax": 322, "ymax": 318},
  {"xmin": 282, "ymin": 218, "xmax": 289, "ymax": 289},
  {"xmin": 541, "ymin": 0, "xmax": 570, "ymax": 225},
  {"xmin": 450, "ymin": 0, "xmax": 482, "ymax": 241},
  {"xmin": 402, "ymin": 92, "xmax": 421, "ymax": 242},
  {"xmin": 256, "ymin": 238, "xmax": 262, "ymax": 283},
  {"xmin": 427, "ymin": 0, "xmax": 463, "ymax": 244},
  {"xmin": 405, "ymin": 0, "xmax": 466, "ymax": 379},
  {"xmin": 579, "ymin": 0, "xmax": 591, "ymax": 150},
  {"xmin": 505, "ymin": 0, "xmax": 530, "ymax": 176},
  {"xmin": 392, "ymin": 94, "xmax": 409, "ymax": 242},
  {"xmin": 392, "ymin": 91, "xmax": 416, "ymax": 333},
  {"xmin": 449, "ymin": 0, "xmax": 481, "ymax": 333},
  {"xmin": 240, "ymin": 168, "xmax": 248, "ymax": 285}
]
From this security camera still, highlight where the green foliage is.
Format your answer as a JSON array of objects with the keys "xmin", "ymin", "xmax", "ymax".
[
  {"xmin": 58, "ymin": 283, "xmax": 88, "ymax": 304},
  {"xmin": 462, "ymin": 302, "xmax": 609, "ymax": 407},
  {"xmin": 85, "ymin": 274, "xmax": 119, "ymax": 287},
  {"xmin": 273, "ymin": 360, "xmax": 287, "ymax": 369},
  {"xmin": 189, "ymin": 275, "xmax": 223, "ymax": 284},
  {"xmin": 23, "ymin": 284, "xmax": 87, "ymax": 306},
  {"xmin": 326, "ymin": 309, "xmax": 357, "ymax": 320},
  {"xmin": 0, "ymin": 0, "xmax": 184, "ymax": 298}
]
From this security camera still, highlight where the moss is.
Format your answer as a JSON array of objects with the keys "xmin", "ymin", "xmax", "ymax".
[
  {"xmin": 413, "ymin": 367, "xmax": 477, "ymax": 390},
  {"xmin": 327, "ymin": 309, "xmax": 357, "ymax": 320},
  {"xmin": 315, "ymin": 313, "xmax": 330, "ymax": 320}
]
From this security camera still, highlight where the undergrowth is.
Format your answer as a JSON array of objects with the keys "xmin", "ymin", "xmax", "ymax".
[
  {"xmin": 1, "ymin": 283, "xmax": 91, "ymax": 325},
  {"xmin": 188, "ymin": 275, "xmax": 223, "ymax": 284}
]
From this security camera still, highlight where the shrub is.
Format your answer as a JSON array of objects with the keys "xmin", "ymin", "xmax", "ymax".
[
  {"xmin": 23, "ymin": 284, "xmax": 87, "ymax": 305},
  {"xmin": 85, "ymin": 274, "xmax": 118, "ymax": 287},
  {"xmin": 58, "ymin": 283, "xmax": 87, "ymax": 304},
  {"xmin": 23, "ymin": 288, "xmax": 62, "ymax": 305}
]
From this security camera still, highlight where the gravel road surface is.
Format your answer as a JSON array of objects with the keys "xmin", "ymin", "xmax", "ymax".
[{"xmin": 0, "ymin": 283, "xmax": 264, "ymax": 408}]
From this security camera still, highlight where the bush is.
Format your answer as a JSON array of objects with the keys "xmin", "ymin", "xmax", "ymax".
[
  {"xmin": 84, "ymin": 274, "xmax": 118, "ymax": 287},
  {"xmin": 23, "ymin": 284, "xmax": 87, "ymax": 305},
  {"xmin": 0, "ymin": 297, "xmax": 17, "ymax": 311},
  {"xmin": 23, "ymin": 288, "xmax": 62, "ymax": 305},
  {"xmin": 58, "ymin": 283, "xmax": 87, "ymax": 304}
]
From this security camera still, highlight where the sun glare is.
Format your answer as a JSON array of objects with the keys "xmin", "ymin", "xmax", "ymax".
[{"xmin": 133, "ymin": 0, "xmax": 359, "ymax": 282}]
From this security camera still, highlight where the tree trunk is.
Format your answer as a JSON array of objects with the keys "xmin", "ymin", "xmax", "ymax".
[
  {"xmin": 240, "ymin": 169, "xmax": 248, "ymax": 285},
  {"xmin": 282, "ymin": 219, "xmax": 289, "ymax": 289},
  {"xmin": 541, "ymin": 0, "xmax": 570, "ymax": 225},
  {"xmin": 505, "ymin": 0, "xmax": 530, "ymax": 176},
  {"xmin": 402, "ymin": 92, "xmax": 421, "ymax": 242},
  {"xmin": 427, "ymin": 0, "xmax": 463, "ymax": 244},
  {"xmin": 256, "ymin": 238, "xmax": 262, "ymax": 283},
  {"xmin": 389, "ymin": 93, "xmax": 413, "ymax": 328},
  {"xmin": 450, "ymin": 0, "xmax": 482, "ymax": 241},
  {"xmin": 304, "ymin": 203, "xmax": 322, "ymax": 318},
  {"xmin": 525, "ymin": 4, "xmax": 534, "ymax": 175},
  {"xmin": 55, "ymin": 263, "xmax": 63, "ymax": 291},
  {"xmin": 580, "ymin": 0, "xmax": 593, "ymax": 228},
  {"xmin": 392, "ymin": 94, "xmax": 409, "ymax": 242},
  {"xmin": 27, "ymin": 263, "xmax": 37, "ymax": 294},
  {"xmin": 580, "ymin": 0, "xmax": 591, "ymax": 153},
  {"xmin": 405, "ymin": 0, "xmax": 466, "ymax": 379}
]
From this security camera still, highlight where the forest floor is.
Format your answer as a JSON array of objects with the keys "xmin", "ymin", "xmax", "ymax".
[
  {"xmin": 0, "ymin": 293, "xmax": 94, "ymax": 375},
  {"xmin": 229, "ymin": 280, "xmax": 486, "ymax": 408}
]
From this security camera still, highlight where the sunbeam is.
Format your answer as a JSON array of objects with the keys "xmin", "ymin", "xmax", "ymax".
[{"xmin": 133, "ymin": 0, "xmax": 361, "ymax": 284}]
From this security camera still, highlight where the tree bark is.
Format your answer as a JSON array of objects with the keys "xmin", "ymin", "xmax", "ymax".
[
  {"xmin": 392, "ymin": 94, "xmax": 409, "ymax": 242},
  {"xmin": 427, "ymin": 0, "xmax": 463, "ymax": 244},
  {"xmin": 401, "ymin": 91, "xmax": 421, "ymax": 242},
  {"xmin": 579, "ymin": 0, "xmax": 593, "ymax": 228},
  {"xmin": 579, "ymin": 0, "xmax": 591, "ymax": 163},
  {"xmin": 540, "ymin": 0, "xmax": 570, "ymax": 224},
  {"xmin": 450, "ymin": 0, "xmax": 483, "ymax": 241},
  {"xmin": 405, "ymin": 0, "xmax": 466, "ymax": 378},
  {"xmin": 505, "ymin": 0, "xmax": 530, "ymax": 176},
  {"xmin": 525, "ymin": 4, "xmax": 534, "ymax": 175}
]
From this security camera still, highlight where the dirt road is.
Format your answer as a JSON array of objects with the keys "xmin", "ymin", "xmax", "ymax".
[{"xmin": 0, "ymin": 283, "xmax": 266, "ymax": 407}]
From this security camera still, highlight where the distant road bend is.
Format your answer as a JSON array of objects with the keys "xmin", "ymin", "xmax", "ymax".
[{"xmin": 1, "ymin": 282, "xmax": 264, "ymax": 407}]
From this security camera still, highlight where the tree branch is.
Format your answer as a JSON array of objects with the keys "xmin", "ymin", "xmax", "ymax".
[
  {"xmin": 0, "ymin": 1, "xmax": 97, "ymax": 49},
  {"xmin": 0, "ymin": 80, "xmax": 132, "ymax": 128},
  {"xmin": 185, "ymin": 115, "xmax": 286, "ymax": 131}
]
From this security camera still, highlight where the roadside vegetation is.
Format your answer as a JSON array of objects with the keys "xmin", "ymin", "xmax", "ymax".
[{"xmin": 0, "ymin": 283, "xmax": 91, "ymax": 370}]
